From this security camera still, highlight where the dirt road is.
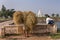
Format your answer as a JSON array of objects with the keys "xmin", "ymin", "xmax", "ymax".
[{"xmin": 0, "ymin": 35, "xmax": 53, "ymax": 40}]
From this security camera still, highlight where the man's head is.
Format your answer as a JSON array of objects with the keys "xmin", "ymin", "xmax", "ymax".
[{"xmin": 47, "ymin": 15, "xmax": 50, "ymax": 17}]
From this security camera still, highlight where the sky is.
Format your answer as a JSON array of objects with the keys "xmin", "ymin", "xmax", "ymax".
[{"xmin": 0, "ymin": 0, "xmax": 60, "ymax": 15}]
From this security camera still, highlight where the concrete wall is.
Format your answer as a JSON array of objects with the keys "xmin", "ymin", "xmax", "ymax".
[
  {"xmin": 4, "ymin": 25, "xmax": 24, "ymax": 34},
  {"xmin": 0, "ymin": 27, "xmax": 5, "ymax": 37},
  {"xmin": 0, "ymin": 24, "xmax": 57, "ymax": 37}
]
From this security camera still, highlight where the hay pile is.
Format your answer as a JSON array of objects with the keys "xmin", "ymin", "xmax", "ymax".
[
  {"xmin": 25, "ymin": 11, "xmax": 37, "ymax": 32},
  {"xmin": 22, "ymin": 11, "xmax": 29, "ymax": 23},
  {"xmin": 13, "ymin": 11, "xmax": 37, "ymax": 32},
  {"xmin": 13, "ymin": 11, "xmax": 23, "ymax": 25}
]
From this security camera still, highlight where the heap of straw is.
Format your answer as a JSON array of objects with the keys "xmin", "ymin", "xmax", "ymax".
[
  {"xmin": 25, "ymin": 11, "xmax": 37, "ymax": 33},
  {"xmin": 13, "ymin": 11, "xmax": 37, "ymax": 32},
  {"xmin": 13, "ymin": 11, "xmax": 23, "ymax": 25}
]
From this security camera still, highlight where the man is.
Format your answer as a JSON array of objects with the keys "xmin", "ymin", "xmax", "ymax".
[{"xmin": 46, "ymin": 16, "xmax": 54, "ymax": 25}]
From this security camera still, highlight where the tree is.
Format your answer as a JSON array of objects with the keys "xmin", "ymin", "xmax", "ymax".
[
  {"xmin": 1, "ymin": 5, "xmax": 6, "ymax": 17},
  {"xmin": 0, "ymin": 11, "xmax": 2, "ymax": 17},
  {"xmin": 6, "ymin": 9, "xmax": 15, "ymax": 18},
  {"xmin": 1, "ymin": 5, "xmax": 6, "ymax": 12},
  {"xmin": 0, "ymin": 5, "xmax": 15, "ymax": 18},
  {"xmin": 56, "ymin": 14, "xmax": 59, "ymax": 17},
  {"xmin": 51, "ymin": 13, "xmax": 55, "ymax": 17},
  {"xmin": 44, "ymin": 14, "xmax": 50, "ymax": 17}
]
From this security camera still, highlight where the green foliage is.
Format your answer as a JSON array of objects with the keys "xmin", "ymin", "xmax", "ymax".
[
  {"xmin": 51, "ymin": 13, "xmax": 55, "ymax": 17},
  {"xmin": 50, "ymin": 33, "xmax": 60, "ymax": 39},
  {"xmin": 44, "ymin": 14, "xmax": 50, "ymax": 17},
  {"xmin": 50, "ymin": 29, "xmax": 60, "ymax": 39},
  {"xmin": 1, "ymin": 5, "xmax": 6, "ymax": 12},
  {"xmin": 1, "ymin": 5, "xmax": 6, "ymax": 17},
  {"xmin": 6, "ymin": 9, "xmax": 15, "ymax": 18},
  {"xmin": 56, "ymin": 14, "xmax": 59, "ymax": 17},
  {"xmin": 0, "ymin": 5, "xmax": 15, "ymax": 18}
]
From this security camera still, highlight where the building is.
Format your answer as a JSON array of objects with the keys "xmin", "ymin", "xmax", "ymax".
[{"xmin": 37, "ymin": 9, "xmax": 43, "ymax": 17}]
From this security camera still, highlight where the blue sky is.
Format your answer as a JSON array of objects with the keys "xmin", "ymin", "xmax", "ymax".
[{"xmin": 0, "ymin": 0, "xmax": 60, "ymax": 14}]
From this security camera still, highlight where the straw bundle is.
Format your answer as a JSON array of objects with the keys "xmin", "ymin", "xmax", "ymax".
[
  {"xmin": 13, "ymin": 11, "xmax": 23, "ymax": 25},
  {"xmin": 13, "ymin": 11, "xmax": 37, "ymax": 33},
  {"xmin": 25, "ymin": 11, "xmax": 37, "ymax": 33}
]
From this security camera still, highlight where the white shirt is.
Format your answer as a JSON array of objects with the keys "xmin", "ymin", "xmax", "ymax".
[{"xmin": 46, "ymin": 17, "xmax": 53, "ymax": 24}]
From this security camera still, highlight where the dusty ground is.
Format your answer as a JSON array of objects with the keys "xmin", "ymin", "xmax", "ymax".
[{"xmin": 0, "ymin": 34, "xmax": 54, "ymax": 40}]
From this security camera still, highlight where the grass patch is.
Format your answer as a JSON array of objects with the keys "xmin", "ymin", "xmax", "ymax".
[
  {"xmin": 50, "ymin": 29, "xmax": 60, "ymax": 39},
  {"xmin": 7, "ymin": 38, "xmax": 17, "ymax": 40},
  {"xmin": 12, "ymin": 38, "xmax": 17, "ymax": 40},
  {"xmin": 50, "ymin": 33, "xmax": 60, "ymax": 39},
  {"xmin": 0, "ymin": 35, "xmax": 6, "ymax": 38},
  {"xmin": 0, "ymin": 18, "xmax": 12, "ymax": 23}
]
